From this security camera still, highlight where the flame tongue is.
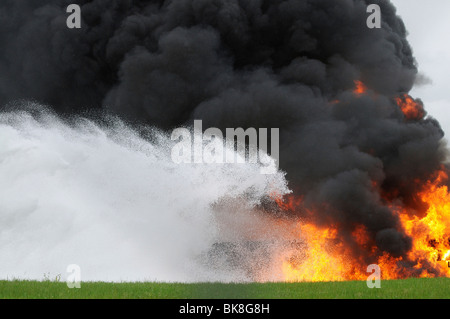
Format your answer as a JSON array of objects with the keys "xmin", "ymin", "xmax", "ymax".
[
  {"xmin": 395, "ymin": 94, "xmax": 426, "ymax": 121},
  {"xmin": 353, "ymin": 80, "xmax": 368, "ymax": 95}
]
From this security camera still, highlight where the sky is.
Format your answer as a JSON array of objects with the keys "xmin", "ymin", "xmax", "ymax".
[{"xmin": 392, "ymin": 0, "xmax": 450, "ymax": 140}]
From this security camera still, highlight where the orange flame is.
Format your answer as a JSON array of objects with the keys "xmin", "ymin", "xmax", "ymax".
[
  {"xmin": 278, "ymin": 168, "xmax": 450, "ymax": 282},
  {"xmin": 399, "ymin": 169, "xmax": 450, "ymax": 277},
  {"xmin": 328, "ymin": 80, "xmax": 368, "ymax": 105},
  {"xmin": 395, "ymin": 94, "xmax": 426, "ymax": 120},
  {"xmin": 353, "ymin": 80, "xmax": 368, "ymax": 95},
  {"xmin": 277, "ymin": 84, "xmax": 448, "ymax": 282},
  {"xmin": 282, "ymin": 223, "xmax": 368, "ymax": 282}
]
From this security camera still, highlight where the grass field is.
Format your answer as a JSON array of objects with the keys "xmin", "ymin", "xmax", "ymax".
[{"xmin": 1, "ymin": 278, "xmax": 449, "ymax": 299}]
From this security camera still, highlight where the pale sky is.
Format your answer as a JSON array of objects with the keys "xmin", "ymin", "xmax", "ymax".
[{"xmin": 391, "ymin": 0, "xmax": 450, "ymax": 139}]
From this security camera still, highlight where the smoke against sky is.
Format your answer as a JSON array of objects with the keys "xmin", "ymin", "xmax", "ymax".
[{"xmin": 392, "ymin": 0, "xmax": 450, "ymax": 140}]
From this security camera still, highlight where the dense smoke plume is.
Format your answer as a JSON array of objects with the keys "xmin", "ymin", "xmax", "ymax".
[{"xmin": 0, "ymin": 0, "xmax": 449, "ymax": 273}]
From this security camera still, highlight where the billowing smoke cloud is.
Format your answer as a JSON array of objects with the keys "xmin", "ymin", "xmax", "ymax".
[{"xmin": 0, "ymin": 0, "xmax": 448, "ymax": 271}]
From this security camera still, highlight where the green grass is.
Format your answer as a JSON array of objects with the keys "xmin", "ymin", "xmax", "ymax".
[{"xmin": 0, "ymin": 278, "xmax": 449, "ymax": 299}]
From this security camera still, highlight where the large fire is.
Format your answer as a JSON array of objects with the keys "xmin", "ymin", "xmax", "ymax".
[
  {"xmin": 277, "ymin": 169, "xmax": 450, "ymax": 282},
  {"xmin": 399, "ymin": 169, "xmax": 450, "ymax": 276},
  {"xmin": 276, "ymin": 82, "xmax": 450, "ymax": 282}
]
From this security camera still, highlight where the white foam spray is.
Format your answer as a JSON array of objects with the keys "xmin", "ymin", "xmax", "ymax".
[{"xmin": 0, "ymin": 103, "xmax": 290, "ymax": 282}]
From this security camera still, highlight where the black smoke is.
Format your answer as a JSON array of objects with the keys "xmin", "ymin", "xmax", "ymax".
[{"xmin": 0, "ymin": 0, "xmax": 448, "ymax": 265}]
